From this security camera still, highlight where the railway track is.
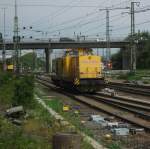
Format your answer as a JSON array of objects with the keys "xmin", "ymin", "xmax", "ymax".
[
  {"xmin": 85, "ymin": 93, "xmax": 150, "ymax": 120},
  {"xmin": 36, "ymin": 76, "xmax": 150, "ymax": 132},
  {"xmin": 107, "ymin": 82, "xmax": 150, "ymax": 96}
]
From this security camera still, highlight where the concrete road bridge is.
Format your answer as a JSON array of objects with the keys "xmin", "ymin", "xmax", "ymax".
[
  {"xmin": 0, "ymin": 38, "xmax": 143, "ymax": 72},
  {"xmin": 0, "ymin": 38, "xmax": 131, "ymax": 50}
]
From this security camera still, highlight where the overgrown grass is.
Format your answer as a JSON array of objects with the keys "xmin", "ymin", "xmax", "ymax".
[
  {"xmin": 44, "ymin": 98, "xmax": 123, "ymax": 149},
  {"xmin": 35, "ymin": 87, "xmax": 94, "ymax": 148},
  {"xmin": 45, "ymin": 99, "xmax": 94, "ymax": 138},
  {"xmin": 0, "ymin": 114, "xmax": 52, "ymax": 149},
  {"xmin": 35, "ymin": 83, "xmax": 124, "ymax": 149},
  {"xmin": 46, "ymin": 99, "xmax": 63, "ymax": 113},
  {"xmin": 107, "ymin": 142, "xmax": 121, "ymax": 149},
  {"xmin": 43, "ymin": 98, "xmax": 94, "ymax": 149},
  {"xmin": 117, "ymin": 70, "xmax": 150, "ymax": 82},
  {"xmin": 0, "ymin": 73, "xmax": 54, "ymax": 149},
  {"xmin": 117, "ymin": 73, "xmax": 141, "ymax": 80}
]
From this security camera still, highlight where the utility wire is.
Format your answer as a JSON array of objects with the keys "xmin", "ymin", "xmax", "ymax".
[
  {"xmin": 22, "ymin": 11, "xmax": 129, "ymax": 37},
  {"xmin": 24, "ymin": 0, "xmax": 76, "ymax": 28},
  {"xmin": 22, "ymin": 0, "xmax": 109, "ymax": 36},
  {"xmin": 112, "ymin": 19, "xmax": 150, "ymax": 31},
  {"xmin": 32, "ymin": 1, "xmax": 107, "ymax": 30},
  {"xmin": 22, "ymin": 0, "xmax": 119, "ymax": 32},
  {"xmin": 20, "ymin": 0, "xmax": 130, "ymax": 34},
  {"xmin": 12, "ymin": 0, "xmax": 150, "ymax": 39},
  {"xmin": 31, "ymin": 7, "xmax": 130, "ymax": 35}
]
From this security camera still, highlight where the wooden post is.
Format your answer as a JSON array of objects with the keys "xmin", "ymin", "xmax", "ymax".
[{"xmin": 53, "ymin": 132, "xmax": 81, "ymax": 149}]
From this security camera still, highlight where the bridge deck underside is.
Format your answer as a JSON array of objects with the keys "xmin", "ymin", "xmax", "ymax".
[{"xmin": 0, "ymin": 41, "xmax": 130, "ymax": 50}]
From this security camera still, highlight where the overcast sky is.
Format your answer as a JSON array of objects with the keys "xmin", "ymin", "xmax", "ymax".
[{"xmin": 0, "ymin": 0, "xmax": 150, "ymax": 40}]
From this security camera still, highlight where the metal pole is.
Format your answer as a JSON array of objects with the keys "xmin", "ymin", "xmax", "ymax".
[
  {"xmin": 14, "ymin": 0, "xmax": 20, "ymax": 73},
  {"xmin": 102, "ymin": 48, "xmax": 105, "ymax": 59},
  {"xmin": 130, "ymin": 1, "xmax": 138, "ymax": 73},
  {"xmin": 132, "ymin": 2, "xmax": 136, "ymax": 72},
  {"xmin": 45, "ymin": 48, "xmax": 50, "ymax": 73},
  {"xmin": 130, "ymin": 2, "xmax": 134, "ymax": 72},
  {"xmin": 106, "ymin": 9, "xmax": 110, "ymax": 69},
  {"xmin": 2, "ymin": 8, "xmax": 6, "ymax": 71}
]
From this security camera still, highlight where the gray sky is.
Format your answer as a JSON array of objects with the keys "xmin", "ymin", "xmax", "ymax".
[{"xmin": 0, "ymin": 0, "xmax": 150, "ymax": 40}]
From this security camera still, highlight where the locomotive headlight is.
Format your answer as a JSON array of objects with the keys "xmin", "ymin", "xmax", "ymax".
[{"xmin": 97, "ymin": 72, "xmax": 101, "ymax": 78}]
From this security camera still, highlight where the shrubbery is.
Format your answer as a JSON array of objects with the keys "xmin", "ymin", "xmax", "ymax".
[
  {"xmin": 12, "ymin": 75, "xmax": 35, "ymax": 108},
  {"xmin": 0, "ymin": 73, "xmax": 53, "ymax": 149},
  {"xmin": 0, "ymin": 72, "xmax": 14, "ymax": 106},
  {"xmin": 0, "ymin": 73, "xmax": 35, "ymax": 108},
  {"xmin": 0, "ymin": 72, "xmax": 13, "ymax": 87},
  {"xmin": 0, "ymin": 115, "xmax": 51, "ymax": 149}
]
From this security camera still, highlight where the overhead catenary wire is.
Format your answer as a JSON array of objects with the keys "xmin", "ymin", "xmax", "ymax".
[
  {"xmin": 30, "ymin": 0, "xmax": 109, "ymax": 31},
  {"xmin": 21, "ymin": 0, "xmax": 109, "ymax": 36},
  {"xmin": 30, "ymin": 0, "xmax": 132, "ymax": 34},
  {"xmin": 112, "ymin": 19, "xmax": 150, "ymax": 32},
  {"xmin": 19, "ymin": 0, "xmax": 132, "ymax": 35},
  {"xmin": 82, "ymin": 13, "xmax": 128, "ymax": 35},
  {"xmin": 2, "ymin": 0, "xmax": 149, "ymax": 40},
  {"xmin": 27, "ymin": 9, "xmax": 129, "ymax": 36},
  {"xmin": 21, "ymin": 0, "xmax": 128, "ymax": 32},
  {"xmin": 21, "ymin": 11, "xmax": 101, "ymax": 37},
  {"xmin": 24, "ymin": 0, "xmax": 77, "ymax": 28}
]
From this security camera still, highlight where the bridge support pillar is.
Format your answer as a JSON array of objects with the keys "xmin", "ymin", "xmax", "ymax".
[
  {"xmin": 49, "ymin": 49, "xmax": 53, "ymax": 74},
  {"xmin": 45, "ymin": 48, "xmax": 50, "ymax": 73},
  {"xmin": 45, "ymin": 48, "xmax": 53, "ymax": 73},
  {"xmin": 122, "ymin": 46, "xmax": 130, "ymax": 70}
]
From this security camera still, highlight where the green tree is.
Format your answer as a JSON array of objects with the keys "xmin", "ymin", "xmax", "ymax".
[
  {"xmin": 111, "ymin": 31, "xmax": 150, "ymax": 69},
  {"xmin": 111, "ymin": 50, "xmax": 123, "ymax": 69}
]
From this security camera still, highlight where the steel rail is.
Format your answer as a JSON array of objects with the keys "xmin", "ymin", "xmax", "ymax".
[
  {"xmin": 36, "ymin": 77, "xmax": 150, "ymax": 132},
  {"xmin": 96, "ymin": 92, "xmax": 150, "ymax": 108},
  {"xmin": 107, "ymin": 83, "xmax": 150, "ymax": 96},
  {"xmin": 109, "ymin": 82, "xmax": 150, "ymax": 89},
  {"xmin": 85, "ymin": 94, "xmax": 150, "ymax": 120}
]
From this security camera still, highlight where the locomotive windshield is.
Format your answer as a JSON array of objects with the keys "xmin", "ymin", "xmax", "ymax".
[{"xmin": 64, "ymin": 48, "xmax": 93, "ymax": 56}]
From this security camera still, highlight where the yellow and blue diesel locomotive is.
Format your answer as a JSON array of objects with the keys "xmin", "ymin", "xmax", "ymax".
[{"xmin": 51, "ymin": 48, "xmax": 105, "ymax": 92}]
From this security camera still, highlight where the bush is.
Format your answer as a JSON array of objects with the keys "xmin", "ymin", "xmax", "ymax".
[
  {"xmin": 0, "ymin": 115, "xmax": 51, "ymax": 149},
  {"xmin": 0, "ymin": 72, "xmax": 14, "ymax": 106},
  {"xmin": 12, "ymin": 75, "xmax": 35, "ymax": 108},
  {"xmin": 0, "ymin": 72, "xmax": 13, "ymax": 88}
]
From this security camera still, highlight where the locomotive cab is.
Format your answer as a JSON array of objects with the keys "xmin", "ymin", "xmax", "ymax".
[{"xmin": 51, "ymin": 48, "xmax": 105, "ymax": 93}]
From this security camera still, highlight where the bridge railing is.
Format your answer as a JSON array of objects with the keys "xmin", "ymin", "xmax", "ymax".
[{"xmin": 3, "ymin": 37, "xmax": 127, "ymax": 43}]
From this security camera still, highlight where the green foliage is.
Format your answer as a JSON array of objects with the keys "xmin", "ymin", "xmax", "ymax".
[
  {"xmin": 46, "ymin": 99, "xmax": 63, "ymax": 113},
  {"xmin": 107, "ymin": 143, "xmax": 121, "ymax": 149},
  {"xmin": 0, "ymin": 115, "xmax": 52, "ymax": 149},
  {"xmin": 0, "ymin": 72, "xmax": 13, "ymax": 87},
  {"xmin": 117, "ymin": 70, "xmax": 150, "ymax": 81},
  {"xmin": 0, "ymin": 73, "xmax": 35, "ymax": 107},
  {"xmin": 46, "ymin": 99, "xmax": 94, "ymax": 149},
  {"xmin": 46, "ymin": 99, "xmax": 94, "ymax": 138},
  {"xmin": 111, "ymin": 50, "xmax": 123, "ymax": 69},
  {"xmin": 12, "ymin": 75, "xmax": 35, "ymax": 108},
  {"xmin": 20, "ymin": 52, "xmax": 45, "ymax": 71},
  {"xmin": 117, "ymin": 72, "xmax": 136, "ymax": 80},
  {"xmin": 111, "ymin": 31, "xmax": 150, "ymax": 69},
  {"xmin": 135, "ymin": 31, "xmax": 150, "ymax": 69},
  {"xmin": 0, "ymin": 72, "xmax": 14, "ymax": 106},
  {"xmin": 31, "ymin": 102, "xmax": 53, "ymax": 125},
  {"xmin": 0, "ymin": 81, "xmax": 14, "ymax": 105},
  {"xmin": 21, "ymin": 52, "xmax": 36, "ymax": 70}
]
